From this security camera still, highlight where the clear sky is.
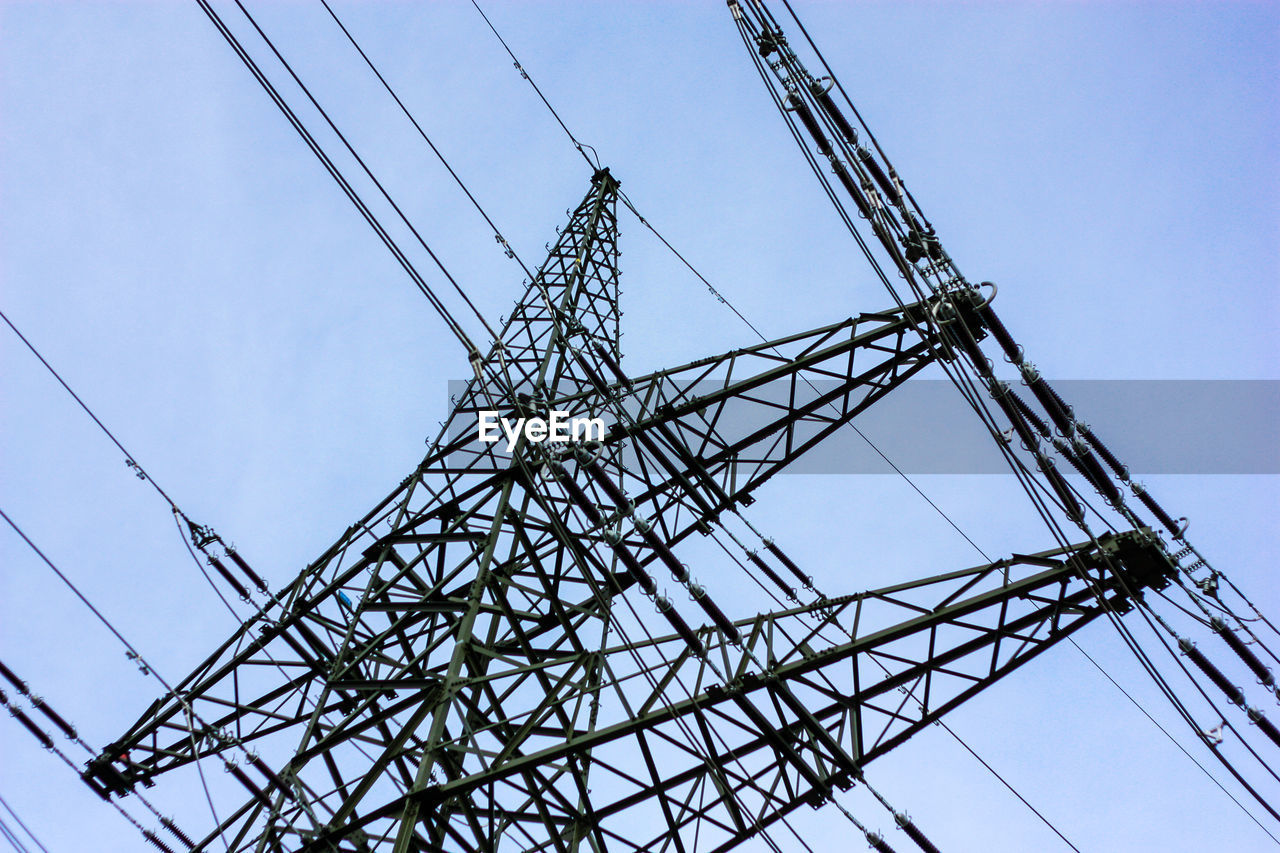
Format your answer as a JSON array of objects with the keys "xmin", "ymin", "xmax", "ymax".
[{"xmin": 1, "ymin": 1, "xmax": 1277, "ymax": 851}]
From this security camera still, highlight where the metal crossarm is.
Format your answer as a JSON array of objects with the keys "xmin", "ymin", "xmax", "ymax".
[{"xmin": 287, "ymin": 531, "xmax": 1172, "ymax": 852}]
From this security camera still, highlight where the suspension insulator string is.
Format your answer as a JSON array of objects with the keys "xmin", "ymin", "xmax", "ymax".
[
  {"xmin": 858, "ymin": 774, "xmax": 945, "ymax": 853},
  {"xmin": 1130, "ymin": 481, "xmax": 1188, "ymax": 541},
  {"xmin": 944, "ymin": 317, "xmax": 1090, "ymax": 525},
  {"xmin": 1, "ymin": 682, "xmax": 199, "ymax": 851},
  {"xmin": 688, "ymin": 582, "xmax": 743, "ymax": 645},
  {"xmin": 1159, "ymin": 611, "xmax": 1280, "ymax": 756},
  {"xmin": 653, "ymin": 594, "xmax": 706, "ymax": 656},
  {"xmin": 1211, "ymin": 617, "xmax": 1279, "ymax": 694},
  {"xmin": 1164, "ymin": 565, "xmax": 1280, "ymax": 692},
  {"xmin": 762, "ymin": 539, "xmax": 814, "ymax": 589},
  {"xmin": 205, "ymin": 554, "xmax": 250, "ymax": 602},
  {"xmin": 140, "ymin": 830, "xmax": 176, "ymax": 853},
  {"xmin": 700, "ymin": 512, "xmax": 804, "ymax": 605},
  {"xmin": 1179, "ymin": 637, "xmax": 1248, "ymax": 707},
  {"xmin": 978, "ymin": 301, "xmax": 1189, "ymax": 540},
  {"xmin": 2, "ymin": 506, "xmax": 311, "ymax": 842},
  {"xmin": 830, "ymin": 796, "xmax": 896, "ymax": 853},
  {"xmin": 3, "ymin": 692, "xmax": 53, "ymax": 751},
  {"xmin": 737, "ymin": 4, "xmax": 1280, "ymax": 843},
  {"xmin": 159, "ymin": 817, "xmax": 196, "ymax": 850},
  {"xmin": 972, "ymin": 292, "xmax": 1203, "ymax": 543},
  {"xmin": 0, "ymin": 660, "xmax": 78, "ymax": 744},
  {"xmin": 985, "ymin": 381, "xmax": 1083, "ymax": 523},
  {"xmin": 0, "ymin": 308, "xmax": 273, "ymax": 613},
  {"xmin": 745, "ymin": 550, "xmax": 798, "ymax": 602},
  {"xmin": 1076, "ymin": 421, "xmax": 1130, "ymax": 483},
  {"xmin": 985, "ymin": 313, "xmax": 1279, "ymax": 669}
]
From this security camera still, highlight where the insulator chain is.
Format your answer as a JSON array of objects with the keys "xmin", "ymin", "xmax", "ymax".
[
  {"xmin": 1161, "ymin": 615, "xmax": 1280, "ymax": 741},
  {"xmin": 180, "ymin": 512, "xmax": 270, "ymax": 603},
  {"xmin": 0, "ymin": 659, "xmax": 200, "ymax": 851},
  {"xmin": 856, "ymin": 772, "xmax": 945, "ymax": 853},
  {"xmin": 936, "ymin": 285, "xmax": 1201, "ymax": 550},
  {"xmin": 1210, "ymin": 617, "xmax": 1280, "ymax": 703}
]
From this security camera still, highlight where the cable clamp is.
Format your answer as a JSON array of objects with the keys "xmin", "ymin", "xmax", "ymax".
[
  {"xmin": 928, "ymin": 296, "xmax": 960, "ymax": 326},
  {"xmin": 125, "ymin": 651, "xmax": 150, "ymax": 676},
  {"xmin": 467, "ymin": 349, "xmax": 486, "ymax": 384}
]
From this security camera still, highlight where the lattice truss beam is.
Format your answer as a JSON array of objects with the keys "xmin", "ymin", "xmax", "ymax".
[{"xmin": 87, "ymin": 172, "xmax": 1175, "ymax": 852}]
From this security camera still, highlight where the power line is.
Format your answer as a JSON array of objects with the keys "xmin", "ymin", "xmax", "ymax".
[
  {"xmin": 0, "ymin": 505, "xmax": 307, "ymax": 845},
  {"xmin": 1, "ymin": 506, "xmax": 157, "ymax": 678},
  {"xmin": 469, "ymin": 0, "xmax": 600, "ymax": 171},
  {"xmin": 1068, "ymin": 637, "xmax": 1279, "ymax": 843},
  {"xmin": 192, "ymin": 0, "xmax": 486, "ymax": 372},
  {"xmin": 459, "ymin": 0, "xmax": 998, "ymax": 579},
  {"xmin": 728, "ymin": 1, "xmax": 1280, "ymax": 836},
  {"xmin": 0, "ymin": 818, "xmax": 31, "ymax": 853},
  {"xmin": 230, "ymin": 0, "xmax": 501, "ymax": 347},
  {"xmin": 937, "ymin": 718, "xmax": 1080, "ymax": 851},
  {"xmin": 9, "ymin": 3, "xmax": 1267, "ymax": 848},
  {"xmin": 461, "ymin": 0, "xmax": 993, "ymax": 577},
  {"xmin": 319, "ymin": 0, "xmax": 537, "ymax": 283},
  {"xmin": 0, "ymin": 309, "xmax": 178, "ymax": 512},
  {"xmin": 0, "ymin": 306, "xmax": 264, "ymax": 622},
  {"xmin": 0, "ymin": 794, "xmax": 45, "ymax": 853}
]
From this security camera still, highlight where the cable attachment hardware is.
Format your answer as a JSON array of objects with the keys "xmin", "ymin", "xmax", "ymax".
[
  {"xmin": 927, "ymin": 297, "xmax": 961, "ymax": 327},
  {"xmin": 1196, "ymin": 571, "xmax": 1220, "ymax": 599},
  {"xmin": 755, "ymin": 26, "xmax": 784, "ymax": 58},
  {"xmin": 183, "ymin": 516, "xmax": 219, "ymax": 550},
  {"xmin": 467, "ymin": 349, "xmax": 486, "ymax": 385},
  {"xmin": 125, "ymin": 650, "xmax": 150, "ymax": 677},
  {"xmin": 894, "ymin": 811, "xmax": 943, "ymax": 853},
  {"xmin": 82, "ymin": 749, "xmax": 142, "ymax": 799},
  {"xmin": 810, "ymin": 75, "xmax": 835, "ymax": 95},
  {"xmin": 969, "ymin": 280, "xmax": 997, "ymax": 309},
  {"xmin": 866, "ymin": 832, "xmax": 897, "ymax": 853}
]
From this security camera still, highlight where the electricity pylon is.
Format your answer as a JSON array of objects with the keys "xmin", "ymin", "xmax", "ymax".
[{"xmin": 83, "ymin": 165, "xmax": 1176, "ymax": 852}]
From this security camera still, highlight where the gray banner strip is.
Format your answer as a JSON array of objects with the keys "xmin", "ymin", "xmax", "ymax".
[{"xmin": 445, "ymin": 380, "xmax": 1279, "ymax": 475}]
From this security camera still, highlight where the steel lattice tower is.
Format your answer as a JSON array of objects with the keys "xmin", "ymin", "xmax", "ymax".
[{"xmin": 82, "ymin": 163, "xmax": 1178, "ymax": 852}]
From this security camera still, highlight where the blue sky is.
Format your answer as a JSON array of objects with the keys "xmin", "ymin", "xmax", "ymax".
[{"xmin": 1, "ymin": 1, "xmax": 1277, "ymax": 851}]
